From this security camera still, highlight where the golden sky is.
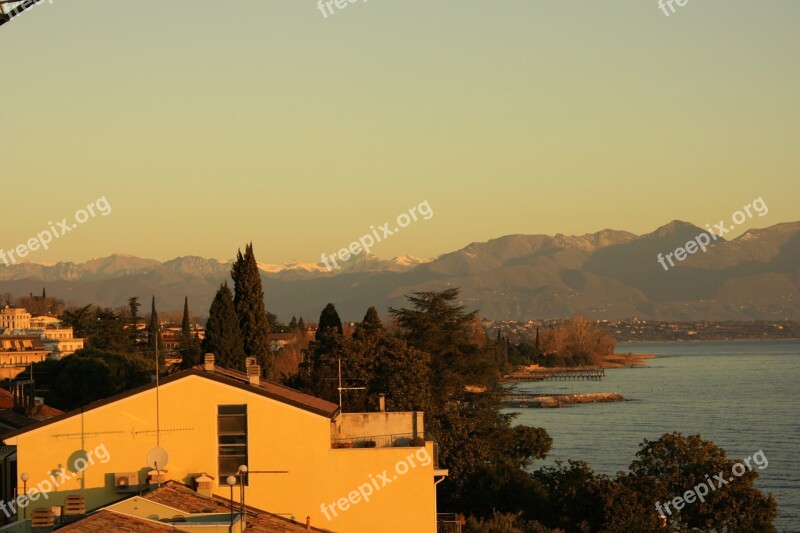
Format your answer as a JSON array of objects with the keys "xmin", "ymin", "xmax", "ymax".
[{"xmin": 2, "ymin": 0, "xmax": 798, "ymax": 264}]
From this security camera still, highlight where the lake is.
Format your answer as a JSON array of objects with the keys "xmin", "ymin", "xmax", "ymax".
[{"xmin": 508, "ymin": 340, "xmax": 800, "ymax": 532}]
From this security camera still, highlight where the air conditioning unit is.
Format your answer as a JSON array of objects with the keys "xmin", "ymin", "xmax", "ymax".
[{"xmin": 114, "ymin": 472, "xmax": 139, "ymax": 493}]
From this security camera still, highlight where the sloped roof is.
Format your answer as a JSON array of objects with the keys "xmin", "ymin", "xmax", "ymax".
[
  {"xmin": 142, "ymin": 480, "xmax": 334, "ymax": 532},
  {"xmin": 58, "ymin": 510, "xmax": 173, "ymax": 531},
  {"xmin": 1, "ymin": 365, "xmax": 339, "ymax": 440},
  {"xmin": 58, "ymin": 481, "xmax": 334, "ymax": 532}
]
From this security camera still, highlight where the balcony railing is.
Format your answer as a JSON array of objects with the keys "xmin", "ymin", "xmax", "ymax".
[
  {"xmin": 331, "ymin": 432, "xmax": 425, "ymax": 449},
  {"xmin": 437, "ymin": 514, "xmax": 464, "ymax": 533}
]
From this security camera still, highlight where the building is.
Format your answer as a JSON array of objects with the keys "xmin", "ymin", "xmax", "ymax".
[
  {"xmin": 0, "ymin": 309, "xmax": 84, "ymax": 360},
  {"xmin": 0, "ymin": 355, "xmax": 445, "ymax": 532},
  {"xmin": 52, "ymin": 480, "xmax": 334, "ymax": 532},
  {"xmin": 40, "ymin": 327, "xmax": 84, "ymax": 358},
  {"xmin": 0, "ymin": 308, "xmax": 31, "ymax": 332},
  {"xmin": 0, "ymin": 337, "xmax": 48, "ymax": 380},
  {"xmin": 28, "ymin": 316, "xmax": 60, "ymax": 330}
]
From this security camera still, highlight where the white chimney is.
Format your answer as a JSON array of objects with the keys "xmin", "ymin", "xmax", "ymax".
[
  {"xmin": 247, "ymin": 363, "xmax": 260, "ymax": 386},
  {"xmin": 204, "ymin": 353, "xmax": 215, "ymax": 372},
  {"xmin": 194, "ymin": 473, "xmax": 215, "ymax": 498},
  {"xmin": 379, "ymin": 394, "xmax": 386, "ymax": 413}
]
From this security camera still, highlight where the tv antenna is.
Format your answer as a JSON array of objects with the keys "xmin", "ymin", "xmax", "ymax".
[{"xmin": 337, "ymin": 358, "xmax": 365, "ymax": 410}]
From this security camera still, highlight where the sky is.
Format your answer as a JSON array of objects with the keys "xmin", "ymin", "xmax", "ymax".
[{"xmin": 1, "ymin": 0, "xmax": 799, "ymax": 265}]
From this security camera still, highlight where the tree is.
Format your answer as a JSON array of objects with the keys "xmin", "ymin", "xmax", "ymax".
[
  {"xmin": 623, "ymin": 433, "xmax": 777, "ymax": 532},
  {"xmin": 178, "ymin": 297, "xmax": 203, "ymax": 369},
  {"xmin": 369, "ymin": 337, "xmax": 431, "ymax": 411},
  {"xmin": 354, "ymin": 306, "xmax": 383, "ymax": 341},
  {"xmin": 231, "ymin": 243, "xmax": 272, "ymax": 375},
  {"xmin": 147, "ymin": 295, "xmax": 164, "ymax": 366},
  {"xmin": 289, "ymin": 316, "xmax": 298, "ymax": 331},
  {"xmin": 202, "ymin": 283, "xmax": 246, "ymax": 371},
  {"xmin": 390, "ymin": 289, "xmax": 552, "ymax": 514},
  {"xmin": 61, "ymin": 304, "xmax": 94, "ymax": 339},
  {"xmin": 317, "ymin": 303, "xmax": 343, "ymax": 338},
  {"xmin": 128, "ymin": 297, "xmax": 141, "ymax": 351},
  {"xmin": 27, "ymin": 348, "xmax": 155, "ymax": 411}
]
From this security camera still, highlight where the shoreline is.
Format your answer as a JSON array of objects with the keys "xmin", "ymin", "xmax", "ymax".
[{"xmin": 504, "ymin": 392, "xmax": 627, "ymax": 408}]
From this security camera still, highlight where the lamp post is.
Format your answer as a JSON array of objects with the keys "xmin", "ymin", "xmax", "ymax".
[
  {"xmin": 20, "ymin": 472, "xmax": 29, "ymax": 519},
  {"xmin": 238, "ymin": 465, "xmax": 248, "ymax": 527},
  {"xmin": 226, "ymin": 475, "xmax": 236, "ymax": 532}
]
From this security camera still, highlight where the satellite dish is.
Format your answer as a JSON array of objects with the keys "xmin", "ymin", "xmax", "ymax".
[{"xmin": 147, "ymin": 447, "xmax": 169, "ymax": 470}]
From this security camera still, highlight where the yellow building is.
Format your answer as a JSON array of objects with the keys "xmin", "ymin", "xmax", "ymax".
[
  {"xmin": 40, "ymin": 327, "xmax": 84, "ymax": 358},
  {"xmin": 0, "ymin": 355, "xmax": 445, "ymax": 532},
  {"xmin": 0, "ymin": 308, "xmax": 31, "ymax": 332},
  {"xmin": 0, "ymin": 337, "xmax": 48, "ymax": 380}
]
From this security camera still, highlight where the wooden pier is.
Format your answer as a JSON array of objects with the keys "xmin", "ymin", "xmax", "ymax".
[{"xmin": 502, "ymin": 366, "xmax": 605, "ymax": 382}]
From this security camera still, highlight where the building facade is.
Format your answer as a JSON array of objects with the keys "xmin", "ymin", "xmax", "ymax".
[{"xmin": 1, "ymin": 356, "xmax": 443, "ymax": 532}]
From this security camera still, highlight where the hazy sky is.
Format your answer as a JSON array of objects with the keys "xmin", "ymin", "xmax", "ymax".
[{"xmin": 2, "ymin": 0, "xmax": 798, "ymax": 265}]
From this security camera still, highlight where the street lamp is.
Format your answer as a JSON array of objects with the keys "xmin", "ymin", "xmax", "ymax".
[
  {"xmin": 20, "ymin": 472, "xmax": 29, "ymax": 519},
  {"xmin": 226, "ymin": 475, "xmax": 237, "ymax": 532},
  {"xmin": 238, "ymin": 465, "xmax": 248, "ymax": 527}
]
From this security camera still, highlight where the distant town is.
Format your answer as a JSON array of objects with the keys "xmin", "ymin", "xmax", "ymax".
[{"xmin": 485, "ymin": 318, "xmax": 800, "ymax": 343}]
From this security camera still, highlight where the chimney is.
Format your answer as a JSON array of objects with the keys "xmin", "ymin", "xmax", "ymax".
[
  {"xmin": 204, "ymin": 353, "xmax": 215, "ymax": 372},
  {"xmin": 306, "ymin": 516, "xmax": 311, "ymax": 530},
  {"xmin": 247, "ymin": 362, "xmax": 260, "ymax": 386},
  {"xmin": 148, "ymin": 469, "xmax": 167, "ymax": 485},
  {"xmin": 193, "ymin": 473, "xmax": 215, "ymax": 498},
  {"xmin": 378, "ymin": 394, "xmax": 386, "ymax": 413}
]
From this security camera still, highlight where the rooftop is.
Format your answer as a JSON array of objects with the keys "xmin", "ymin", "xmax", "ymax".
[{"xmin": 57, "ymin": 481, "xmax": 334, "ymax": 532}]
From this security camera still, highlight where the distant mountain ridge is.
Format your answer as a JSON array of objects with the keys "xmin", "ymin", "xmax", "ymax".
[{"xmin": 0, "ymin": 221, "xmax": 797, "ymax": 321}]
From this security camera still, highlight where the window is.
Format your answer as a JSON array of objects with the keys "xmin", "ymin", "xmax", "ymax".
[{"xmin": 217, "ymin": 405, "xmax": 248, "ymax": 484}]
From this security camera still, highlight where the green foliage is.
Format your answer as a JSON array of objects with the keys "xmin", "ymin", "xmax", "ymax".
[
  {"xmin": 177, "ymin": 297, "xmax": 203, "ymax": 370},
  {"xmin": 318, "ymin": 303, "xmax": 343, "ymax": 338},
  {"xmin": 231, "ymin": 243, "xmax": 272, "ymax": 375},
  {"xmin": 147, "ymin": 295, "xmax": 165, "ymax": 366},
  {"xmin": 623, "ymin": 432, "xmax": 777, "ymax": 532},
  {"xmin": 465, "ymin": 511, "xmax": 560, "ymax": 533},
  {"xmin": 63, "ymin": 305, "xmax": 133, "ymax": 355},
  {"xmin": 202, "ymin": 282, "xmax": 246, "ymax": 370},
  {"xmin": 390, "ymin": 289, "xmax": 550, "ymax": 514},
  {"xmin": 354, "ymin": 306, "xmax": 383, "ymax": 340},
  {"xmin": 29, "ymin": 348, "xmax": 154, "ymax": 411}
]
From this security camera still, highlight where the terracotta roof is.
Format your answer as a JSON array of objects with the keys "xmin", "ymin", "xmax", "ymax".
[
  {"xmin": 1, "ymin": 366, "xmax": 339, "ymax": 440},
  {"xmin": 142, "ymin": 481, "xmax": 334, "ymax": 532},
  {"xmin": 200, "ymin": 365, "xmax": 338, "ymax": 416},
  {"xmin": 58, "ymin": 509, "xmax": 173, "ymax": 532}
]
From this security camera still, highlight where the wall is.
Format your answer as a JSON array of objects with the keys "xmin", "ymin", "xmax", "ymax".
[{"xmin": 3, "ymin": 375, "xmax": 437, "ymax": 533}]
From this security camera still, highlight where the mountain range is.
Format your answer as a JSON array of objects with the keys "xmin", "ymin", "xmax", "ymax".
[{"xmin": 0, "ymin": 221, "xmax": 797, "ymax": 321}]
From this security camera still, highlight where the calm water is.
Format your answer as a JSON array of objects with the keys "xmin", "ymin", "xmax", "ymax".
[{"xmin": 508, "ymin": 340, "xmax": 800, "ymax": 532}]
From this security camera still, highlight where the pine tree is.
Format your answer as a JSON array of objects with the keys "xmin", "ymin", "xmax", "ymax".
[
  {"xmin": 202, "ymin": 283, "xmax": 246, "ymax": 371},
  {"xmin": 231, "ymin": 243, "xmax": 272, "ymax": 376},
  {"xmin": 289, "ymin": 316, "xmax": 298, "ymax": 331}
]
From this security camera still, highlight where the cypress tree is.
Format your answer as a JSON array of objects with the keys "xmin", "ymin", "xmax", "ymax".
[
  {"xmin": 317, "ymin": 303, "xmax": 343, "ymax": 339},
  {"xmin": 181, "ymin": 296, "xmax": 191, "ymax": 337},
  {"xmin": 231, "ymin": 243, "xmax": 272, "ymax": 376},
  {"xmin": 202, "ymin": 283, "xmax": 246, "ymax": 371},
  {"xmin": 289, "ymin": 316, "xmax": 298, "ymax": 331},
  {"xmin": 354, "ymin": 306, "xmax": 383, "ymax": 340},
  {"xmin": 147, "ymin": 295, "xmax": 164, "ymax": 366},
  {"xmin": 128, "ymin": 296, "xmax": 141, "ymax": 351}
]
